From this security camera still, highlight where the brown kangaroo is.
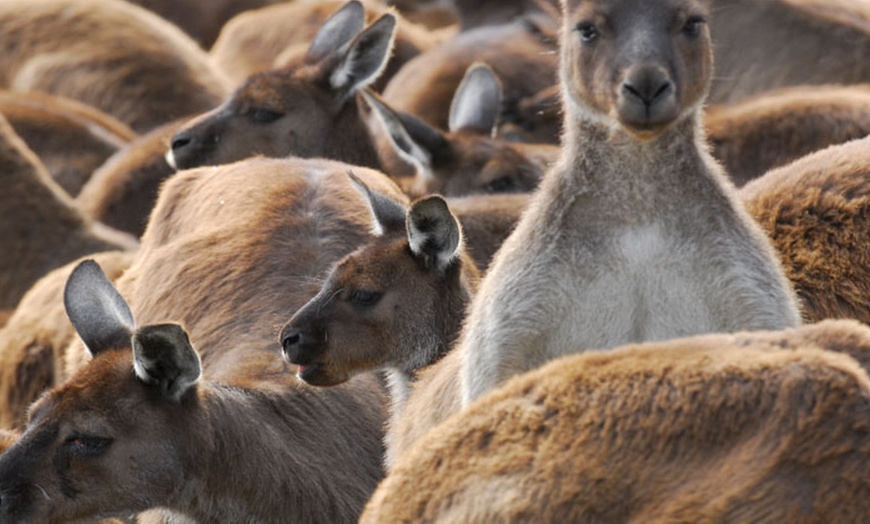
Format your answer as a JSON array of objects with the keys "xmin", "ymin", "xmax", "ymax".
[
  {"xmin": 210, "ymin": 0, "xmax": 441, "ymax": 89},
  {"xmin": 361, "ymin": 320, "xmax": 870, "ymax": 522},
  {"xmin": 0, "ymin": 90, "xmax": 135, "ymax": 197},
  {"xmin": 280, "ymin": 174, "xmax": 480, "ymax": 466},
  {"xmin": 0, "ymin": 0, "xmax": 230, "ymax": 133},
  {"xmin": 708, "ymin": 0, "xmax": 870, "ymax": 105},
  {"xmin": 0, "ymin": 259, "xmax": 387, "ymax": 523},
  {"xmin": 0, "ymin": 113, "xmax": 137, "ymax": 313},
  {"xmin": 76, "ymin": 119, "xmax": 188, "ymax": 238},
  {"xmin": 0, "ymin": 251, "xmax": 134, "ymax": 430},
  {"xmin": 740, "ymin": 135, "xmax": 870, "ymax": 325},
  {"xmin": 168, "ymin": 1, "xmax": 395, "ymax": 171},
  {"xmin": 363, "ymin": 62, "xmax": 556, "ymax": 197},
  {"xmin": 706, "ymin": 84, "xmax": 870, "ymax": 186},
  {"xmin": 381, "ymin": 16, "xmax": 561, "ymax": 145},
  {"xmin": 458, "ymin": 0, "xmax": 801, "ymax": 405}
]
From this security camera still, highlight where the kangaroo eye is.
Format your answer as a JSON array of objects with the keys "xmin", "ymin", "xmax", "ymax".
[
  {"xmin": 682, "ymin": 16, "xmax": 705, "ymax": 38},
  {"xmin": 484, "ymin": 177, "xmax": 517, "ymax": 194},
  {"xmin": 575, "ymin": 22, "xmax": 599, "ymax": 44},
  {"xmin": 348, "ymin": 289, "xmax": 383, "ymax": 308},
  {"xmin": 64, "ymin": 435, "xmax": 113, "ymax": 457},
  {"xmin": 248, "ymin": 107, "xmax": 284, "ymax": 124}
]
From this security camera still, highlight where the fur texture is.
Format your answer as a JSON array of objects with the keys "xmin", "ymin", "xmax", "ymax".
[
  {"xmin": 740, "ymin": 135, "xmax": 870, "ymax": 325},
  {"xmin": 363, "ymin": 320, "xmax": 870, "ymax": 522},
  {"xmin": 0, "ymin": 114, "xmax": 137, "ymax": 312}
]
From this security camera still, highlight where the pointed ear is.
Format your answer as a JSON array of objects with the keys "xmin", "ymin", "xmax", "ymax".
[
  {"xmin": 361, "ymin": 89, "xmax": 448, "ymax": 179},
  {"xmin": 304, "ymin": 0, "xmax": 366, "ymax": 65},
  {"xmin": 348, "ymin": 170, "xmax": 406, "ymax": 236},
  {"xmin": 132, "ymin": 324, "xmax": 201, "ymax": 403},
  {"xmin": 64, "ymin": 259, "xmax": 135, "ymax": 357},
  {"xmin": 407, "ymin": 196, "xmax": 463, "ymax": 272},
  {"xmin": 449, "ymin": 62, "xmax": 502, "ymax": 135},
  {"xmin": 328, "ymin": 13, "xmax": 396, "ymax": 97}
]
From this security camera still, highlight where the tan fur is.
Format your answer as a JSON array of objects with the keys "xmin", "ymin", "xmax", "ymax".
[
  {"xmin": 363, "ymin": 320, "xmax": 870, "ymax": 522},
  {"xmin": 77, "ymin": 119, "xmax": 187, "ymax": 238},
  {"xmin": 0, "ymin": 252, "xmax": 134, "ymax": 430},
  {"xmin": 459, "ymin": 0, "xmax": 800, "ymax": 405},
  {"xmin": 447, "ymin": 193, "xmax": 530, "ymax": 271},
  {"xmin": 709, "ymin": 0, "xmax": 870, "ymax": 104},
  {"xmin": 0, "ymin": 0, "xmax": 230, "ymax": 133},
  {"xmin": 0, "ymin": 90, "xmax": 135, "ymax": 196},
  {"xmin": 740, "ymin": 136, "xmax": 870, "ymax": 325},
  {"xmin": 707, "ymin": 84, "xmax": 870, "ymax": 186},
  {"xmin": 0, "ymin": 114, "xmax": 137, "ymax": 312},
  {"xmin": 210, "ymin": 0, "xmax": 440, "ymax": 89}
]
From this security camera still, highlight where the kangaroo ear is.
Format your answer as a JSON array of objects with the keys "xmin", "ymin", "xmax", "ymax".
[
  {"xmin": 132, "ymin": 324, "xmax": 201, "ymax": 403},
  {"xmin": 348, "ymin": 170, "xmax": 406, "ymax": 236},
  {"xmin": 64, "ymin": 259, "xmax": 135, "ymax": 357},
  {"xmin": 305, "ymin": 0, "xmax": 366, "ymax": 64},
  {"xmin": 449, "ymin": 62, "xmax": 502, "ymax": 135},
  {"xmin": 328, "ymin": 13, "xmax": 396, "ymax": 97},
  {"xmin": 361, "ymin": 89, "xmax": 448, "ymax": 180},
  {"xmin": 407, "ymin": 196, "xmax": 463, "ymax": 272}
]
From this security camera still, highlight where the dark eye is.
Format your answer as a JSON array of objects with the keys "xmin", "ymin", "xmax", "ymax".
[
  {"xmin": 348, "ymin": 289, "xmax": 383, "ymax": 308},
  {"xmin": 248, "ymin": 107, "xmax": 284, "ymax": 124},
  {"xmin": 682, "ymin": 16, "xmax": 705, "ymax": 38},
  {"xmin": 484, "ymin": 177, "xmax": 517, "ymax": 194},
  {"xmin": 64, "ymin": 435, "xmax": 113, "ymax": 457},
  {"xmin": 575, "ymin": 22, "xmax": 599, "ymax": 43}
]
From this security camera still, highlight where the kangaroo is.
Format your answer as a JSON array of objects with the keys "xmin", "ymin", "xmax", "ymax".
[
  {"xmin": 458, "ymin": 0, "xmax": 802, "ymax": 405},
  {"xmin": 0, "ymin": 0, "xmax": 230, "ymax": 134},
  {"xmin": 363, "ymin": 62, "xmax": 555, "ymax": 197},
  {"xmin": 0, "ymin": 260, "xmax": 386, "ymax": 522},
  {"xmin": 0, "ymin": 90, "xmax": 135, "ymax": 197},
  {"xmin": 280, "ymin": 174, "xmax": 480, "ymax": 466},
  {"xmin": 168, "ymin": 1, "xmax": 395, "ymax": 171},
  {"xmin": 362, "ymin": 320, "xmax": 870, "ymax": 522}
]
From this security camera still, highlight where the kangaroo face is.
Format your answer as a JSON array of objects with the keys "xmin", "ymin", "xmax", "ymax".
[{"xmin": 560, "ymin": 0, "xmax": 712, "ymax": 136}]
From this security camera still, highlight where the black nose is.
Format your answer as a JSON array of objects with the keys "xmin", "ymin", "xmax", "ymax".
[
  {"xmin": 622, "ymin": 77, "xmax": 673, "ymax": 108},
  {"xmin": 171, "ymin": 131, "xmax": 194, "ymax": 153},
  {"xmin": 281, "ymin": 328, "xmax": 301, "ymax": 352}
]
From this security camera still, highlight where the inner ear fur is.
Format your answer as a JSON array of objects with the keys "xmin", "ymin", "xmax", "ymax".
[
  {"xmin": 407, "ymin": 196, "xmax": 463, "ymax": 272},
  {"xmin": 64, "ymin": 259, "xmax": 135, "ymax": 357},
  {"xmin": 132, "ymin": 323, "xmax": 202, "ymax": 403}
]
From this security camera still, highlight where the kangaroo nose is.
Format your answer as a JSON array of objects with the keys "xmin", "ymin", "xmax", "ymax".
[
  {"xmin": 281, "ymin": 329, "xmax": 301, "ymax": 352},
  {"xmin": 621, "ymin": 77, "xmax": 673, "ymax": 107},
  {"xmin": 170, "ymin": 132, "xmax": 194, "ymax": 153}
]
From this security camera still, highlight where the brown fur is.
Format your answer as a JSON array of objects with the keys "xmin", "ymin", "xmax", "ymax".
[
  {"xmin": 453, "ymin": 0, "xmax": 560, "ymax": 31},
  {"xmin": 67, "ymin": 157, "xmax": 409, "ymax": 377},
  {"xmin": 2, "ymin": 157, "xmax": 409, "ymax": 520},
  {"xmin": 0, "ymin": 252, "xmax": 134, "ymax": 430},
  {"xmin": 127, "ymin": 0, "xmax": 283, "ymax": 49},
  {"xmin": 740, "ymin": 135, "xmax": 870, "ymax": 325},
  {"xmin": 706, "ymin": 84, "xmax": 870, "ymax": 186},
  {"xmin": 210, "ymin": 0, "xmax": 441, "ymax": 90},
  {"xmin": 0, "ymin": 323, "xmax": 387, "ymax": 523},
  {"xmin": 77, "ymin": 119, "xmax": 187, "ymax": 238},
  {"xmin": 709, "ymin": 0, "xmax": 870, "ymax": 104},
  {"xmin": 0, "ymin": 0, "xmax": 230, "ymax": 133},
  {"xmin": 0, "ymin": 114, "xmax": 136, "ymax": 312},
  {"xmin": 362, "ymin": 319, "xmax": 870, "ymax": 522},
  {"xmin": 447, "ymin": 193, "xmax": 530, "ymax": 271},
  {"xmin": 381, "ymin": 18, "xmax": 561, "ymax": 144},
  {"xmin": 169, "ymin": 5, "xmax": 396, "ymax": 172},
  {"xmin": 0, "ymin": 90, "xmax": 135, "ymax": 196}
]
